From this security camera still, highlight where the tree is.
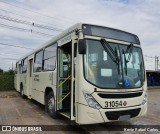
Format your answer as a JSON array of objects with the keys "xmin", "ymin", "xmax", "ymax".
[
  {"xmin": 0, "ymin": 68, "xmax": 3, "ymax": 74},
  {"xmin": 4, "ymin": 69, "xmax": 14, "ymax": 75}
]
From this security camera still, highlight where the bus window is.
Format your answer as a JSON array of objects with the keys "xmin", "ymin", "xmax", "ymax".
[
  {"xmin": 43, "ymin": 43, "xmax": 57, "ymax": 71},
  {"xmin": 34, "ymin": 50, "xmax": 43, "ymax": 72},
  {"xmin": 15, "ymin": 62, "xmax": 18, "ymax": 74},
  {"xmin": 59, "ymin": 43, "xmax": 71, "ymax": 78},
  {"xmin": 22, "ymin": 58, "xmax": 27, "ymax": 73}
]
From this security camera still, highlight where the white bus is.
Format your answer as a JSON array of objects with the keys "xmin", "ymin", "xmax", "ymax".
[{"xmin": 14, "ymin": 23, "xmax": 147, "ymax": 124}]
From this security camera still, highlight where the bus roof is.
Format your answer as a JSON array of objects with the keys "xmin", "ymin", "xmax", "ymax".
[
  {"xmin": 16, "ymin": 22, "xmax": 139, "ymax": 63},
  {"xmin": 16, "ymin": 23, "xmax": 82, "ymax": 63}
]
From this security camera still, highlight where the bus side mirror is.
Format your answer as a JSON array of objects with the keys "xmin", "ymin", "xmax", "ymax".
[{"xmin": 78, "ymin": 39, "xmax": 86, "ymax": 54}]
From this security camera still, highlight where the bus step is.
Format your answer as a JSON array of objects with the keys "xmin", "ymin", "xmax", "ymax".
[{"xmin": 59, "ymin": 111, "xmax": 70, "ymax": 118}]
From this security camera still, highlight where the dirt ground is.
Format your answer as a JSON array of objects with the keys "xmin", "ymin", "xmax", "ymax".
[{"xmin": 0, "ymin": 89, "xmax": 160, "ymax": 134}]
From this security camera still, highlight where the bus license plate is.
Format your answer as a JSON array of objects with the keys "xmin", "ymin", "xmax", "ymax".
[
  {"xmin": 105, "ymin": 100, "xmax": 127, "ymax": 108},
  {"xmin": 118, "ymin": 115, "xmax": 130, "ymax": 121}
]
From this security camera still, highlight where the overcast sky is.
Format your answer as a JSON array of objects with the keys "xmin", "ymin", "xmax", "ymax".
[{"xmin": 0, "ymin": 0, "xmax": 159, "ymax": 71}]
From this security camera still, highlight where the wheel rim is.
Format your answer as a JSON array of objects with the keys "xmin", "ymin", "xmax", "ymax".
[{"xmin": 48, "ymin": 97, "xmax": 54, "ymax": 112}]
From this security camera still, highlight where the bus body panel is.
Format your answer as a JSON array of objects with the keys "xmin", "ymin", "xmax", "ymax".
[
  {"xmin": 76, "ymin": 76, "xmax": 147, "ymax": 124},
  {"xmin": 14, "ymin": 74, "xmax": 17, "ymax": 90},
  {"xmin": 20, "ymin": 73, "xmax": 27, "ymax": 95},
  {"xmin": 16, "ymin": 63, "xmax": 21, "ymax": 92},
  {"xmin": 32, "ymin": 71, "xmax": 57, "ymax": 104},
  {"xmin": 77, "ymin": 103, "xmax": 104, "ymax": 124}
]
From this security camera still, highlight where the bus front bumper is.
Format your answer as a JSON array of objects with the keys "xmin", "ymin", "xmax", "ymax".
[{"xmin": 77, "ymin": 102, "xmax": 147, "ymax": 124}]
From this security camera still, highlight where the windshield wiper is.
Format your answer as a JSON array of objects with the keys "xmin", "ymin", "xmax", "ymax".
[
  {"xmin": 123, "ymin": 49, "xmax": 127, "ymax": 75},
  {"xmin": 125, "ymin": 43, "xmax": 133, "ymax": 63},
  {"xmin": 123, "ymin": 43, "xmax": 133, "ymax": 75},
  {"xmin": 100, "ymin": 39, "xmax": 120, "ymax": 74},
  {"xmin": 115, "ymin": 47, "xmax": 120, "ymax": 74}
]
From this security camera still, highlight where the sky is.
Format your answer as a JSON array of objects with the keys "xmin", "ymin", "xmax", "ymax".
[{"xmin": 0, "ymin": 0, "xmax": 159, "ymax": 71}]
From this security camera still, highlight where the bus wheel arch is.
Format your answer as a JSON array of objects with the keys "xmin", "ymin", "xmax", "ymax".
[{"xmin": 44, "ymin": 87, "xmax": 58, "ymax": 118}]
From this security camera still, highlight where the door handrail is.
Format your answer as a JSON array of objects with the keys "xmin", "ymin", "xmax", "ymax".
[
  {"xmin": 58, "ymin": 75, "xmax": 71, "ymax": 88},
  {"xmin": 57, "ymin": 91, "xmax": 71, "ymax": 104}
]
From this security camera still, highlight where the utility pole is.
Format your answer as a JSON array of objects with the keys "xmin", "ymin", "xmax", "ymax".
[
  {"xmin": 155, "ymin": 56, "xmax": 159, "ymax": 71},
  {"xmin": 12, "ymin": 63, "xmax": 13, "ymax": 71},
  {"xmin": 155, "ymin": 56, "xmax": 157, "ymax": 71},
  {"xmin": 157, "ymin": 56, "xmax": 159, "ymax": 71}
]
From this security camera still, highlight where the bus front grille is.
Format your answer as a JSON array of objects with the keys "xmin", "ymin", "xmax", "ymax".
[
  {"xmin": 105, "ymin": 108, "xmax": 141, "ymax": 120},
  {"xmin": 98, "ymin": 92, "xmax": 142, "ymax": 99}
]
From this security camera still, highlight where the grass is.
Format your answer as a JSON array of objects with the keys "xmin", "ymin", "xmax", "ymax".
[{"xmin": 0, "ymin": 74, "xmax": 15, "ymax": 91}]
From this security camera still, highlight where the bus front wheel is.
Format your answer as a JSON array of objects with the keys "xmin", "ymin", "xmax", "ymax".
[{"xmin": 47, "ymin": 91, "xmax": 58, "ymax": 119}]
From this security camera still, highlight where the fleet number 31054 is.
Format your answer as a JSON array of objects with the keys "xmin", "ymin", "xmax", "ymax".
[{"xmin": 105, "ymin": 100, "xmax": 127, "ymax": 108}]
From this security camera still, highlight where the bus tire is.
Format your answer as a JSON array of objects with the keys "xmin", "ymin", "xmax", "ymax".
[
  {"xmin": 47, "ymin": 91, "xmax": 58, "ymax": 119},
  {"xmin": 20, "ymin": 84, "xmax": 25, "ymax": 99}
]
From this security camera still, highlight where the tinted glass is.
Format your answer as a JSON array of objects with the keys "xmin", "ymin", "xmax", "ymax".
[
  {"xmin": 34, "ymin": 50, "xmax": 43, "ymax": 72},
  {"xmin": 43, "ymin": 44, "xmax": 57, "ymax": 71},
  {"xmin": 22, "ymin": 58, "xmax": 27, "ymax": 73},
  {"xmin": 83, "ymin": 25, "xmax": 140, "ymax": 44},
  {"xmin": 84, "ymin": 39, "xmax": 144, "ymax": 89}
]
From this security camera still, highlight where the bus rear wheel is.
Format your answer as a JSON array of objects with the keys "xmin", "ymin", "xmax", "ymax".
[
  {"xmin": 20, "ymin": 84, "xmax": 25, "ymax": 99},
  {"xmin": 47, "ymin": 91, "xmax": 58, "ymax": 119}
]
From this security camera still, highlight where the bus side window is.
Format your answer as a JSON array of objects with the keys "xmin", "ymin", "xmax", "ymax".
[
  {"xmin": 60, "ymin": 52, "xmax": 70, "ymax": 78},
  {"xmin": 43, "ymin": 43, "xmax": 57, "ymax": 71},
  {"xmin": 34, "ymin": 50, "xmax": 43, "ymax": 72},
  {"xmin": 59, "ymin": 43, "xmax": 71, "ymax": 78},
  {"xmin": 15, "ymin": 63, "xmax": 18, "ymax": 74},
  {"xmin": 22, "ymin": 58, "xmax": 27, "ymax": 73}
]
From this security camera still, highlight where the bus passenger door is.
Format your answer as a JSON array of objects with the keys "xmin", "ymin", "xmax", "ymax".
[{"xmin": 57, "ymin": 42, "xmax": 72, "ymax": 118}]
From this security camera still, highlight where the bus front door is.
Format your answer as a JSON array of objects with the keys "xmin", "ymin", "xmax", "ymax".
[{"xmin": 57, "ymin": 42, "xmax": 72, "ymax": 118}]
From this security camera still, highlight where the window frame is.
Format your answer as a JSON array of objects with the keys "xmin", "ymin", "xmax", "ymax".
[
  {"xmin": 34, "ymin": 49, "xmax": 44, "ymax": 73},
  {"xmin": 15, "ymin": 62, "xmax": 18, "ymax": 74},
  {"xmin": 43, "ymin": 43, "xmax": 57, "ymax": 72},
  {"xmin": 22, "ymin": 58, "xmax": 28, "ymax": 73}
]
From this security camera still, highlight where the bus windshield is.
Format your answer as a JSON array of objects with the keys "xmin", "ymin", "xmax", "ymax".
[{"xmin": 84, "ymin": 39, "xmax": 144, "ymax": 89}]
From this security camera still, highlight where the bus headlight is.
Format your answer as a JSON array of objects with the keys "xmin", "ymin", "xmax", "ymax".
[
  {"xmin": 141, "ymin": 91, "xmax": 147, "ymax": 105},
  {"xmin": 83, "ymin": 91, "xmax": 101, "ymax": 109}
]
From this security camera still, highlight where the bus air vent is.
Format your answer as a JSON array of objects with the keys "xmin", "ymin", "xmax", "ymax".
[
  {"xmin": 105, "ymin": 108, "xmax": 141, "ymax": 120},
  {"xmin": 98, "ymin": 92, "xmax": 142, "ymax": 99}
]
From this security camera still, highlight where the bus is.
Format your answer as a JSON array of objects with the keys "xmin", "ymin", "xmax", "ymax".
[{"xmin": 14, "ymin": 23, "xmax": 147, "ymax": 124}]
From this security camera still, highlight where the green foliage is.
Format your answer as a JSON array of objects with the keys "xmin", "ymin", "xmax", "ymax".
[
  {"xmin": 0, "ymin": 73, "xmax": 15, "ymax": 91},
  {"xmin": 0, "ymin": 68, "xmax": 3, "ymax": 74},
  {"xmin": 4, "ymin": 69, "xmax": 15, "ymax": 75}
]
